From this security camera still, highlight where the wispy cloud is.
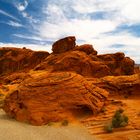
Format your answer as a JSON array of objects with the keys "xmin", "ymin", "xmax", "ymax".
[
  {"xmin": 0, "ymin": 42, "xmax": 51, "ymax": 52},
  {"xmin": 7, "ymin": 21, "xmax": 23, "ymax": 27},
  {"xmin": 0, "ymin": 9, "xmax": 20, "ymax": 21},
  {"xmin": 15, "ymin": 0, "xmax": 28, "ymax": 11},
  {"xmin": 71, "ymin": 0, "xmax": 140, "ymax": 24},
  {"xmin": 14, "ymin": 0, "xmax": 37, "ymax": 24},
  {"xmin": 39, "ymin": 19, "xmax": 118, "ymax": 40},
  {"xmin": 13, "ymin": 34, "xmax": 45, "ymax": 41},
  {"xmin": 22, "ymin": 11, "xmax": 39, "ymax": 24}
]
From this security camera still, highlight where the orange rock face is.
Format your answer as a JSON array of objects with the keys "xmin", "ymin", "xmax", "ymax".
[
  {"xmin": 0, "ymin": 47, "xmax": 49, "ymax": 76},
  {"xmin": 88, "ymin": 74, "xmax": 140, "ymax": 95},
  {"xmin": 74, "ymin": 44, "xmax": 97, "ymax": 55},
  {"xmin": 35, "ymin": 51, "xmax": 134, "ymax": 78},
  {"xmin": 52, "ymin": 36, "xmax": 76, "ymax": 54},
  {"xmin": 3, "ymin": 72, "xmax": 108, "ymax": 125},
  {"xmin": 35, "ymin": 51, "xmax": 111, "ymax": 77},
  {"xmin": 90, "ymin": 52, "xmax": 135, "ymax": 76}
]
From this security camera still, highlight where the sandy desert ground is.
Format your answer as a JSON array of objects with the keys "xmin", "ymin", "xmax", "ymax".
[
  {"xmin": 0, "ymin": 109, "xmax": 98, "ymax": 140},
  {"xmin": 82, "ymin": 93, "xmax": 140, "ymax": 140}
]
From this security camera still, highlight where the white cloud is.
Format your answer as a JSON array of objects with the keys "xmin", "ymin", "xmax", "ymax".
[
  {"xmin": 7, "ymin": 21, "xmax": 23, "ymax": 27},
  {"xmin": 13, "ymin": 34, "xmax": 45, "ymax": 41},
  {"xmin": 72, "ymin": 0, "xmax": 140, "ymax": 24},
  {"xmin": 0, "ymin": 42, "xmax": 52, "ymax": 52},
  {"xmin": 22, "ymin": 12, "xmax": 39, "ymax": 24},
  {"xmin": 0, "ymin": 9, "xmax": 20, "ymax": 21},
  {"xmin": 39, "ymin": 19, "xmax": 118, "ymax": 40},
  {"xmin": 0, "ymin": 20, "xmax": 23, "ymax": 27},
  {"xmin": 37, "ymin": 0, "xmax": 140, "ymax": 63},
  {"xmin": 89, "ymin": 32, "xmax": 140, "ymax": 63},
  {"xmin": 16, "ymin": 0, "xmax": 28, "ymax": 11},
  {"xmin": 44, "ymin": 4, "xmax": 67, "ymax": 23}
]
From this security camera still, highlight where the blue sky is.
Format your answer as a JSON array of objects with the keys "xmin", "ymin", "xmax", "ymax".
[{"xmin": 0, "ymin": 0, "xmax": 140, "ymax": 63}]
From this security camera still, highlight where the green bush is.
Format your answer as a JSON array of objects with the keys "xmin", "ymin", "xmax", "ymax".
[
  {"xmin": 104, "ymin": 108, "xmax": 129, "ymax": 133},
  {"xmin": 112, "ymin": 109, "xmax": 128, "ymax": 128}
]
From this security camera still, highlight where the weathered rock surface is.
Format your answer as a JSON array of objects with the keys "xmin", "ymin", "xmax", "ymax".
[
  {"xmin": 52, "ymin": 36, "xmax": 76, "ymax": 54},
  {"xmin": 0, "ymin": 36, "xmax": 137, "ymax": 127},
  {"xmin": 90, "ymin": 52, "xmax": 135, "ymax": 76},
  {"xmin": 3, "ymin": 72, "xmax": 108, "ymax": 125},
  {"xmin": 74, "ymin": 44, "xmax": 97, "ymax": 55},
  {"xmin": 0, "ymin": 37, "xmax": 135, "ymax": 80},
  {"xmin": 3, "ymin": 72, "xmax": 31, "ymax": 84},
  {"xmin": 34, "ymin": 51, "xmax": 112, "ymax": 77},
  {"xmin": 35, "ymin": 51, "xmax": 134, "ymax": 78},
  {"xmin": 34, "ymin": 36, "xmax": 134, "ymax": 77},
  {"xmin": 0, "ymin": 47, "xmax": 49, "ymax": 76},
  {"xmin": 87, "ymin": 73, "xmax": 140, "ymax": 95}
]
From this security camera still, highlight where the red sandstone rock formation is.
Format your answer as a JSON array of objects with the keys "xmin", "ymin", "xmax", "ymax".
[
  {"xmin": 3, "ymin": 72, "xmax": 108, "ymax": 125},
  {"xmin": 35, "ymin": 51, "xmax": 111, "ymax": 77},
  {"xmin": 74, "ymin": 44, "xmax": 97, "ymax": 55},
  {"xmin": 35, "ymin": 37, "xmax": 134, "ymax": 77},
  {"xmin": 0, "ymin": 47, "xmax": 49, "ymax": 76},
  {"xmin": 87, "ymin": 74, "xmax": 140, "ymax": 95},
  {"xmin": 52, "ymin": 36, "xmax": 76, "ymax": 54},
  {"xmin": 1, "ymin": 36, "xmax": 137, "ymax": 126},
  {"xmin": 0, "ymin": 37, "xmax": 134, "ymax": 79}
]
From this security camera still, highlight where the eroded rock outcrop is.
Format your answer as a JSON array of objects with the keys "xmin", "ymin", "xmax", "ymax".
[
  {"xmin": 1, "ymin": 36, "xmax": 137, "ymax": 126},
  {"xmin": 87, "ymin": 74, "xmax": 140, "ymax": 95},
  {"xmin": 52, "ymin": 36, "xmax": 76, "ymax": 54},
  {"xmin": 35, "ymin": 43, "xmax": 134, "ymax": 77},
  {"xmin": 35, "ymin": 51, "xmax": 111, "ymax": 77},
  {"xmin": 74, "ymin": 44, "xmax": 97, "ymax": 55},
  {"xmin": 3, "ymin": 72, "xmax": 108, "ymax": 125},
  {"xmin": 0, "ymin": 47, "xmax": 49, "ymax": 76}
]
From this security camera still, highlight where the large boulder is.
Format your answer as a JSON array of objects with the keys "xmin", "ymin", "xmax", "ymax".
[
  {"xmin": 120, "ymin": 57, "xmax": 135, "ymax": 75},
  {"xmin": 3, "ymin": 72, "xmax": 108, "ymax": 125},
  {"xmin": 74, "ymin": 44, "xmax": 97, "ymax": 55},
  {"xmin": 52, "ymin": 36, "xmax": 76, "ymax": 54}
]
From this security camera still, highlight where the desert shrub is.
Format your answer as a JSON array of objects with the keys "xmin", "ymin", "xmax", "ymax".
[
  {"xmin": 61, "ymin": 120, "xmax": 69, "ymax": 126},
  {"xmin": 112, "ymin": 109, "xmax": 128, "ymax": 128},
  {"xmin": 104, "ymin": 108, "xmax": 129, "ymax": 133}
]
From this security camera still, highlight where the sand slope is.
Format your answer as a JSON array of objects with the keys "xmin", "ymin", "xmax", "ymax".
[{"xmin": 0, "ymin": 110, "xmax": 98, "ymax": 140}]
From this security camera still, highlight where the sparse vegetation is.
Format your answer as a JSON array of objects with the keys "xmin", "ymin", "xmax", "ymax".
[
  {"xmin": 104, "ymin": 108, "xmax": 129, "ymax": 133},
  {"xmin": 61, "ymin": 120, "xmax": 69, "ymax": 126}
]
